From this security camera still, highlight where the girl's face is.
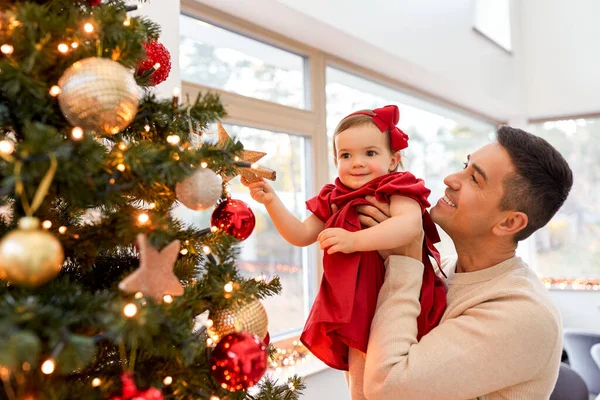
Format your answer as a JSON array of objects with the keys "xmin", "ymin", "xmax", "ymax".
[{"xmin": 334, "ymin": 123, "xmax": 400, "ymax": 189}]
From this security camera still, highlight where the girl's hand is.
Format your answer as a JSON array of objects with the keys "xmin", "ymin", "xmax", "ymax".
[
  {"xmin": 318, "ymin": 228, "xmax": 356, "ymax": 254},
  {"xmin": 240, "ymin": 176, "xmax": 275, "ymax": 205}
]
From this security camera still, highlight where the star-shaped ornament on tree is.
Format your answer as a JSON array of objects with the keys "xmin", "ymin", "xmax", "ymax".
[
  {"xmin": 119, "ymin": 234, "xmax": 184, "ymax": 302},
  {"xmin": 216, "ymin": 122, "xmax": 276, "ymax": 183}
]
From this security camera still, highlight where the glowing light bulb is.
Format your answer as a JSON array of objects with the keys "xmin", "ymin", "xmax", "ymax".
[
  {"xmin": 123, "ymin": 303, "xmax": 138, "ymax": 317},
  {"xmin": 92, "ymin": 378, "xmax": 101, "ymax": 387},
  {"xmin": 224, "ymin": 282, "xmax": 233, "ymax": 293},
  {"xmin": 84, "ymin": 23, "xmax": 94, "ymax": 33},
  {"xmin": 166, "ymin": 135, "xmax": 181, "ymax": 145},
  {"xmin": 180, "ymin": 248, "xmax": 188, "ymax": 255},
  {"xmin": 41, "ymin": 359, "xmax": 55, "ymax": 374},
  {"xmin": 0, "ymin": 140, "xmax": 14, "ymax": 154},
  {"xmin": 200, "ymin": 162, "xmax": 208, "ymax": 168},
  {"xmin": 41, "ymin": 220, "xmax": 52, "ymax": 229},
  {"xmin": 1, "ymin": 44, "xmax": 14, "ymax": 55},
  {"xmin": 71, "ymin": 127, "xmax": 84, "ymax": 140},
  {"xmin": 49, "ymin": 85, "xmax": 61, "ymax": 96},
  {"xmin": 57, "ymin": 43, "xmax": 69, "ymax": 53},
  {"xmin": 163, "ymin": 295, "xmax": 173, "ymax": 304},
  {"xmin": 116, "ymin": 163, "xmax": 126, "ymax": 172},
  {"xmin": 163, "ymin": 376, "xmax": 173, "ymax": 385},
  {"xmin": 137, "ymin": 213, "xmax": 149, "ymax": 224}
]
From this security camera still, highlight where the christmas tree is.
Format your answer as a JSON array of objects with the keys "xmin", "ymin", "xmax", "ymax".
[{"xmin": 0, "ymin": 0, "xmax": 303, "ymax": 398}]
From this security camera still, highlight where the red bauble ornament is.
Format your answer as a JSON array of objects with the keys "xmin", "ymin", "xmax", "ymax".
[
  {"xmin": 109, "ymin": 372, "xmax": 164, "ymax": 400},
  {"xmin": 136, "ymin": 41, "xmax": 172, "ymax": 86},
  {"xmin": 210, "ymin": 198, "xmax": 255, "ymax": 241},
  {"xmin": 210, "ymin": 332, "xmax": 268, "ymax": 392},
  {"xmin": 89, "ymin": 0, "xmax": 102, "ymax": 5}
]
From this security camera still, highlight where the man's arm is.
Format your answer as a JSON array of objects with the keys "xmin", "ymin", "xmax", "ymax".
[{"xmin": 363, "ymin": 256, "xmax": 560, "ymax": 400}]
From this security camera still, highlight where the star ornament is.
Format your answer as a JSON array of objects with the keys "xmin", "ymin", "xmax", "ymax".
[
  {"xmin": 119, "ymin": 234, "xmax": 184, "ymax": 302},
  {"xmin": 216, "ymin": 122, "xmax": 276, "ymax": 183}
]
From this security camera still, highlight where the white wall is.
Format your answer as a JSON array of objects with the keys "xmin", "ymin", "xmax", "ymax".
[
  {"xmin": 521, "ymin": 0, "xmax": 600, "ymax": 119},
  {"xmin": 195, "ymin": 0, "xmax": 521, "ymax": 123}
]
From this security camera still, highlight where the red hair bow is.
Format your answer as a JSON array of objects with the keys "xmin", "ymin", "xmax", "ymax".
[{"xmin": 345, "ymin": 105, "xmax": 409, "ymax": 151}]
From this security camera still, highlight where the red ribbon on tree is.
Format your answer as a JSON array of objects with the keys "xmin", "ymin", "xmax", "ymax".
[{"xmin": 109, "ymin": 372, "xmax": 164, "ymax": 400}]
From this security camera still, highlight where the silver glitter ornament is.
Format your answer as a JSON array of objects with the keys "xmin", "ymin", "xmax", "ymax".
[
  {"xmin": 175, "ymin": 168, "xmax": 222, "ymax": 211},
  {"xmin": 58, "ymin": 57, "xmax": 139, "ymax": 135}
]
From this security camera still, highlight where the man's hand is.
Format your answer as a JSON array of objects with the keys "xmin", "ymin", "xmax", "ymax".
[
  {"xmin": 356, "ymin": 195, "xmax": 391, "ymax": 228},
  {"xmin": 355, "ymin": 196, "xmax": 423, "ymax": 262},
  {"xmin": 240, "ymin": 176, "xmax": 275, "ymax": 205},
  {"xmin": 318, "ymin": 228, "xmax": 357, "ymax": 254}
]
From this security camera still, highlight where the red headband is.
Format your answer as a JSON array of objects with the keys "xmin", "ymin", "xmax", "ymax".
[{"xmin": 344, "ymin": 105, "xmax": 409, "ymax": 151}]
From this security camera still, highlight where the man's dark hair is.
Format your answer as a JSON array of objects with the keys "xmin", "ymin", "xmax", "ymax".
[{"xmin": 496, "ymin": 126, "xmax": 573, "ymax": 242}]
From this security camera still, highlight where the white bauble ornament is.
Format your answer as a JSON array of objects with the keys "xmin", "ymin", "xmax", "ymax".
[{"xmin": 176, "ymin": 168, "xmax": 222, "ymax": 211}]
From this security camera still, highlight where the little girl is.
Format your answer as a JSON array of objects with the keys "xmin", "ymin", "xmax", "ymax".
[{"xmin": 242, "ymin": 105, "xmax": 446, "ymax": 383}]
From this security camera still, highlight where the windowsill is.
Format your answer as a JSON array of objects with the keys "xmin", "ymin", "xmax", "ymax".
[
  {"xmin": 269, "ymin": 334, "xmax": 331, "ymax": 379},
  {"xmin": 549, "ymin": 287, "xmax": 600, "ymax": 293},
  {"xmin": 268, "ymin": 356, "xmax": 330, "ymax": 380}
]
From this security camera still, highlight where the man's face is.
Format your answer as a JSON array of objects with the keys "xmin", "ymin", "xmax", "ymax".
[{"xmin": 430, "ymin": 142, "xmax": 516, "ymax": 240}]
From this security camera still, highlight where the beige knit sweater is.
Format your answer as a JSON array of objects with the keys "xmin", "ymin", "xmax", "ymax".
[{"xmin": 346, "ymin": 255, "xmax": 562, "ymax": 400}]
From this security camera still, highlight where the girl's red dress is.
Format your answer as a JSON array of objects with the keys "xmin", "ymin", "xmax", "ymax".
[{"xmin": 300, "ymin": 171, "xmax": 447, "ymax": 370}]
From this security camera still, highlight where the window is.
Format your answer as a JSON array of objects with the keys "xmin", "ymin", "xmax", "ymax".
[
  {"xmin": 529, "ymin": 119, "xmax": 600, "ymax": 282},
  {"xmin": 326, "ymin": 67, "xmax": 496, "ymax": 256},
  {"xmin": 473, "ymin": 0, "xmax": 512, "ymax": 52},
  {"xmin": 172, "ymin": 124, "xmax": 312, "ymax": 336},
  {"xmin": 180, "ymin": 14, "xmax": 307, "ymax": 109}
]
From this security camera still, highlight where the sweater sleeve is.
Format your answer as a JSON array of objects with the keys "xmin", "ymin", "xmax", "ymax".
[{"xmin": 364, "ymin": 256, "xmax": 560, "ymax": 400}]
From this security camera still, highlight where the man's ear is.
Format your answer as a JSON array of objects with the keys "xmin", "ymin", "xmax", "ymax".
[
  {"xmin": 389, "ymin": 152, "xmax": 401, "ymax": 172},
  {"xmin": 492, "ymin": 211, "xmax": 528, "ymax": 238}
]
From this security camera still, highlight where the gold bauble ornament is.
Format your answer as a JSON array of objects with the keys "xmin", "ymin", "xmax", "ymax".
[
  {"xmin": 0, "ymin": 217, "xmax": 64, "ymax": 287},
  {"xmin": 58, "ymin": 57, "xmax": 139, "ymax": 135},
  {"xmin": 208, "ymin": 300, "xmax": 268, "ymax": 341}
]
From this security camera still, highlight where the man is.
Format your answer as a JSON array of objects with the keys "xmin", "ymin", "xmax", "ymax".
[{"xmin": 353, "ymin": 126, "xmax": 573, "ymax": 399}]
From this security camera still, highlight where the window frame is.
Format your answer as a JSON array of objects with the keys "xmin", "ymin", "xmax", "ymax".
[{"xmin": 526, "ymin": 113, "xmax": 600, "ymax": 291}]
